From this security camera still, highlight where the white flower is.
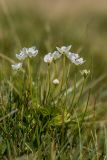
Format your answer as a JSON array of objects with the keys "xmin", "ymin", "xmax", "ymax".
[
  {"xmin": 16, "ymin": 47, "xmax": 38, "ymax": 60},
  {"xmin": 56, "ymin": 45, "xmax": 72, "ymax": 54},
  {"xmin": 67, "ymin": 52, "xmax": 85, "ymax": 65},
  {"xmin": 44, "ymin": 53, "xmax": 53, "ymax": 63},
  {"xmin": 56, "ymin": 45, "xmax": 85, "ymax": 65},
  {"xmin": 26, "ymin": 47, "xmax": 38, "ymax": 58},
  {"xmin": 11, "ymin": 63, "xmax": 22, "ymax": 70},
  {"xmin": 67, "ymin": 52, "xmax": 79, "ymax": 59},
  {"xmin": 52, "ymin": 79, "xmax": 59, "ymax": 85},
  {"xmin": 72, "ymin": 57, "xmax": 85, "ymax": 65},
  {"xmin": 80, "ymin": 69, "xmax": 90, "ymax": 78},
  {"xmin": 16, "ymin": 48, "xmax": 27, "ymax": 60},
  {"xmin": 52, "ymin": 51, "xmax": 61, "ymax": 60}
]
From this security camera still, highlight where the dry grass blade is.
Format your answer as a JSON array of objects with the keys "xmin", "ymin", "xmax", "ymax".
[
  {"xmin": 83, "ymin": 74, "xmax": 107, "ymax": 94},
  {"xmin": 0, "ymin": 109, "xmax": 18, "ymax": 122},
  {"xmin": 0, "ymin": 52, "xmax": 15, "ymax": 64},
  {"xmin": 7, "ymin": 80, "xmax": 20, "ymax": 96}
]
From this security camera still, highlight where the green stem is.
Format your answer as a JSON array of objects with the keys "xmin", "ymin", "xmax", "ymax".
[
  {"xmin": 80, "ymin": 89, "xmax": 91, "ymax": 128},
  {"xmin": 48, "ymin": 63, "xmax": 51, "ymax": 93},
  {"xmin": 45, "ymin": 64, "xmax": 51, "ymax": 103},
  {"xmin": 75, "ymin": 112, "xmax": 83, "ymax": 160},
  {"xmin": 70, "ymin": 74, "xmax": 76, "ymax": 113},
  {"xmin": 27, "ymin": 58, "xmax": 32, "ymax": 97},
  {"xmin": 65, "ymin": 63, "xmax": 71, "ymax": 106},
  {"xmin": 77, "ymin": 77, "xmax": 86, "ymax": 104},
  {"xmin": 60, "ymin": 54, "xmax": 66, "ymax": 92},
  {"xmin": 54, "ymin": 61, "xmax": 57, "ymax": 77}
]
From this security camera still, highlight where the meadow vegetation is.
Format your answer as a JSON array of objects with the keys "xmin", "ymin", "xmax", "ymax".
[{"xmin": 0, "ymin": 1, "xmax": 107, "ymax": 159}]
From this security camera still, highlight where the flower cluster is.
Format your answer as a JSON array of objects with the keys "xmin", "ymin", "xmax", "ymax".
[
  {"xmin": 11, "ymin": 45, "xmax": 86, "ymax": 70},
  {"xmin": 67, "ymin": 52, "xmax": 85, "ymax": 65},
  {"xmin": 44, "ymin": 45, "xmax": 85, "ymax": 65},
  {"xmin": 16, "ymin": 47, "xmax": 38, "ymax": 61},
  {"xmin": 11, "ymin": 47, "xmax": 38, "ymax": 70}
]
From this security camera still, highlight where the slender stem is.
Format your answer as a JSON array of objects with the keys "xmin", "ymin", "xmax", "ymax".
[
  {"xmin": 65, "ymin": 63, "xmax": 71, "ymax": 105},
  {"xmin": 60, "ymin": 55, "xmax": 66, "ymax": 145},
  {"xmin": 75, "ymin": 111, "xmax": 83, "ymax": 160},
  {"xmin": 54, "ymin": 61, "xmax": 57, "ymax": 77},
  {"xmin": 80, "ymin": 89, "xmax": 91, "ymax": 128},
  {"xmin": 66, "ymin": 63, "xmax": 71, "ymax": 83},
  {"xmin": 70, "ymin": 74, "xmax": 76, "ymax": 113},
  {"xmin": 77, "ymin": 77, "xmax": 86, "ymax": 104},
  {"xmin": 71, "ymin": 77, "xmax": 85, "ymax": 112},
  {"xmin": 27, "ymin": 58, "xmax": 32, "ymax": 97},
  {"xmin": 45, "ymin": 64, "xmax": 51, "ymax": 103},
  {"xmin": 48, "ymin": 63, "xmax": 51, "ymax": 94},
  {"xmin": 60, "ymin": 54, "xmax": 66, "ymax": 92},
  {"xmin": 61, "ymin": 110, "xmax": 65, "ymax": 146}
]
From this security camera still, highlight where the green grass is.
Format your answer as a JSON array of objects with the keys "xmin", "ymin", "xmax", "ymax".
[{"xmin": 0, "ymin": 2, "xmax": 107, "ymax": 160}]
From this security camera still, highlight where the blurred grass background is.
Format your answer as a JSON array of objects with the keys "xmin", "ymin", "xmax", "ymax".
[{"xmin": 0, "ymin": 0, "xmax": 107, "ymax": 76}]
